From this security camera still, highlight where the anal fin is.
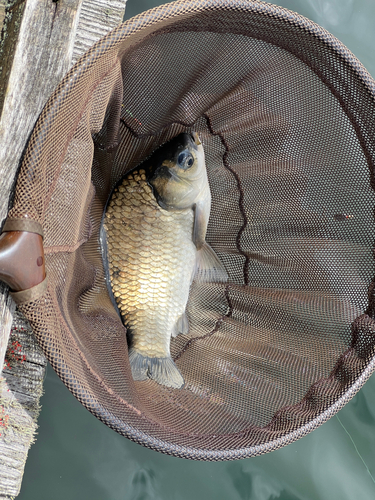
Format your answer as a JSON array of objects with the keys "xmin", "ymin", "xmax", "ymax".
[{"xmin": 128, "ymin": 349, "xmax": 149, "ymax": 381}]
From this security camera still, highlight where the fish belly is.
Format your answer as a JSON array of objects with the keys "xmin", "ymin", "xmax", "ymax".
[{"xmin": 104, "ymin": 170, "xmax": 196, "ymax": 388}]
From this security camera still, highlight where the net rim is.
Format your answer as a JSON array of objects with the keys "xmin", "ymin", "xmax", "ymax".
[
  {"xmin": 16, "ymin": 0, "xmax": 375, "ymax": 459},
  {"xmin": 40, "ymin": 0, "xmax": 375, "ymax": 130},
  {"xmin": 63, "ymin": 346, "xmax": 375, "ymax": 460}
]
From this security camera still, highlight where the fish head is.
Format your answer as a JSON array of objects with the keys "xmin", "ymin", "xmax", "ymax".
[{"xmin": 149, "ymin": 132, "xmax": 208, "ymax": 210}]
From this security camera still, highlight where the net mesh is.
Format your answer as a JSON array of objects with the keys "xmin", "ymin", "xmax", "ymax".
[{"xmin": 5, "ymin": 0, "xmax": 375, "ymax": 459}]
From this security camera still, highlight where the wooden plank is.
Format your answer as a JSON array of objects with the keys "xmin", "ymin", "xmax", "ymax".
[
  {"xmin": 0, "ymin": 291, "xmax": 14, "ymax": 393},
  {"xmin": 0, "ymin": 0, "xmax": 5, "ymax": 28},
  {"xmin": 0, "ymin": 0, "xmax": 84, "ymax": 216},
  {"xmin": 0, "ymin": 310, "xmax": 47, "ymax": 499},
  {"xmin": 0, "ymin": 1, "xmax": 83, "ymax": 489},
  {"xmin": 0, "ymin": 0, "xmax": 85, "ymax": 369},
  {"xmin": 0, "ymin": 0, "xmax": 127, "ymax": 497},
  {"xmin": 3, "ymin": 316, "xmax": 47, "ymax": 421},
  {"xmin": 72, "ymin": 0, "xmax": 126, "ymax": 64}
]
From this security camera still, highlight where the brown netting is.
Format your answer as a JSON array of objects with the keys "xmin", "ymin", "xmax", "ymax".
[{"xmin": 5, "ymin": 0, "xmax": 375, "ymax": 459}]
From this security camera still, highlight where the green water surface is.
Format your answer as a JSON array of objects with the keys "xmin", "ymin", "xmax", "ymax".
[{"xmin": 18, "ymin": 1, "xmax": 375, "ymax": 499}]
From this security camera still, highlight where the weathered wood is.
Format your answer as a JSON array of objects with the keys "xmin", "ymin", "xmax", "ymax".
[
  {"xmin": 0, "ymin": 0, "xmax": 84, "ymax": 214},
  {"xmin": 0, "ymin": 0, "xmax": 85, "ymax": 380},
  {"xmin": 0, "ymin": 2, "xmax": 83, "ymax": 490},
  {"xmin": 72, "ymin": 0, "xmax": 126, "ymax": 64},
  {"xmin": 0, "ymin": 310, "xmax": 47, "ymax": 499},
  {"xmin": 0, "ymin": 0, "xmax": 5, "ymax": 27},
  {"xmin": 0, "ymin": 292, "xmax": 14, "ymax": 392},
  {"xmin": 0, "ymin": 0, "xmax": 127, "ymax": 497}
]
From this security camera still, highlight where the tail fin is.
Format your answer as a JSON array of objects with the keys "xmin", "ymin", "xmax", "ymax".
[
  {"xmin": 194, "ymin": 242, "xmax": 228, "ymax": 283},
  {"xmin": 129, "ymin": 349, "xmax": 184, "ymax": 389}
]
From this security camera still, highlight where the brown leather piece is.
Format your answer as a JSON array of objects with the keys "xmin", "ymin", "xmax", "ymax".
[
  {"xmin": 0, "ymin": 231, "xmax": 46, "ymax": 292},
  {"xmin": 2, "ymin": 218, "xmax": 44, "ymax": 237},
  {"xmin": 10, "ymin": 275, "xmax": 48, "ymax": 305}
]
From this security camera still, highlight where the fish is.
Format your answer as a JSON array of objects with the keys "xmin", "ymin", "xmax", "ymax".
[{"xmin": 101, "ymin": 132, "xmax": 227, "ymax": 389}]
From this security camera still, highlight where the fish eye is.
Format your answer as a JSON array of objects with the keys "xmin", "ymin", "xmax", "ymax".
[
  {"xmin": 178, "ymin": 153, "xmax": 186, "ymax": 165},
  {"xmin": 177, "ymin": 151, "xmax": 194, "ymax": 169}
]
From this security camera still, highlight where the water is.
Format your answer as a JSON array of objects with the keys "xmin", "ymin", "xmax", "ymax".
[{"xmin": 18, "ymin": 1, "xmax": 375, "ymax": 498}]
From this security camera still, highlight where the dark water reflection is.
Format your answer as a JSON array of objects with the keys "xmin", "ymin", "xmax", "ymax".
[
  {"xmin": 19, "ymin": 0, "xmax": 375, "ymax": 498},
  {"xmin": 18, "ymin": 366, "xmax": 375, "ymax": 500}
]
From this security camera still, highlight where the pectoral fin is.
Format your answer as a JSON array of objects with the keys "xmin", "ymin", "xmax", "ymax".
[
  {"xmin": 194, "ymin": 242, "xmax": 228, "ymax": 283},
  {"xmin": 172, "ymin": 312, "xmax": 189, "ymax": 337},
  {"xmin": 193, "ymin": 199, "xmax": 210, "ymax": 249}
]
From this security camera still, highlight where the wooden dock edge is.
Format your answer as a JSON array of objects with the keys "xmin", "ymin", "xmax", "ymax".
[{"xmin": 0, "ymin": 0, "xmax": 127, "ymax": 497}]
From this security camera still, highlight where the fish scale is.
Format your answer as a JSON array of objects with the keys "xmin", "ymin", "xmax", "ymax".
[{"xmin": 103, "ymin": 168, "xmax": 196, "ymax": 363}]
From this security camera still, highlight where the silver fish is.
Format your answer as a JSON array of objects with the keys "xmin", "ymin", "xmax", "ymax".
[{"xmin": 102, "ymin": 132, "xmax": 227, "ymax": 389}]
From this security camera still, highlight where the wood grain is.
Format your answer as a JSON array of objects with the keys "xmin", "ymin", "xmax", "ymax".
[
  {"xmin": 0, "ymin": 0, "xmax": 5, "ymax": 28},
  {"xmin": 0, "ymin": 0, "xmax": 127, "ymax": 496}
]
